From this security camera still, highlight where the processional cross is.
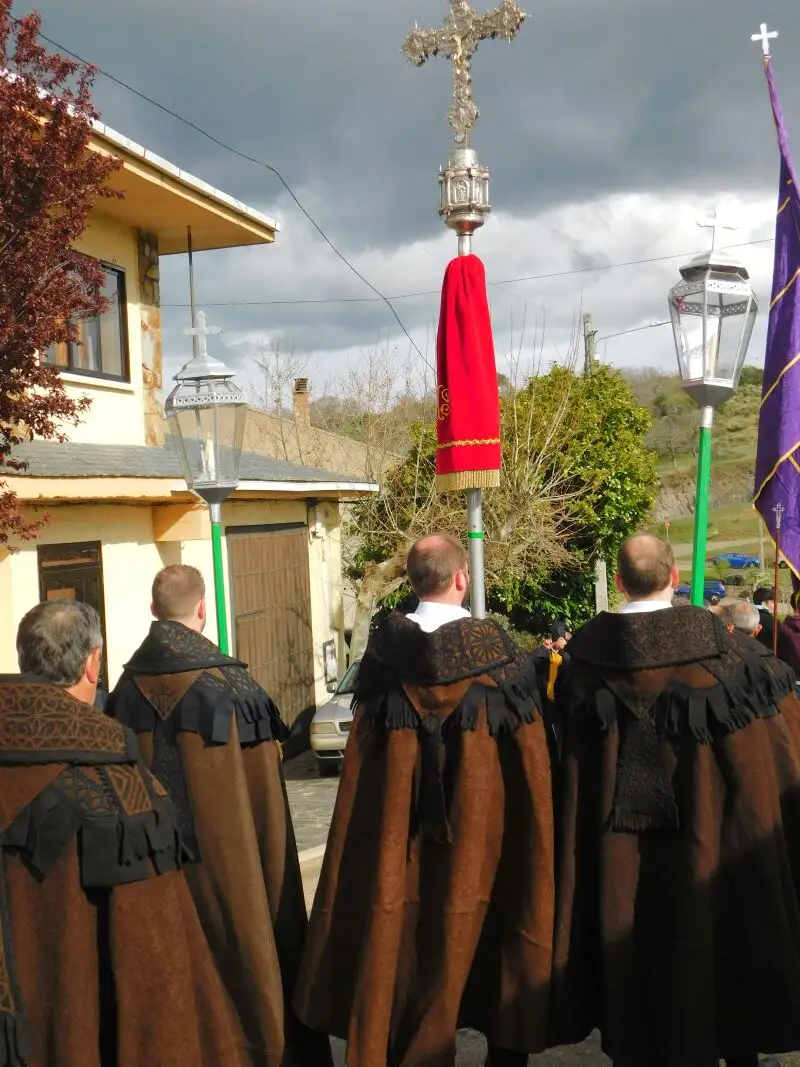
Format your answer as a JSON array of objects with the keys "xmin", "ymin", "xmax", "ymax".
[
  {"xmin": 751, "ymin": 22, "xmax": 778, "ymax": 57},
  {"xmin": 184, "ymin": 309, "xmax": 221, "ymax": 359},
  {"xmin": 697, "ymin": 207, "xmax": 738, "ymax": 252},
  {"xmin": 403, "ymin": 0, "xmax": 527, "ymax": 143}
]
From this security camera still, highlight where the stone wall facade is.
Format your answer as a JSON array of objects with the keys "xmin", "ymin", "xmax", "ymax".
[{"xmin": 138, "ymin": 231, "xmax": 164, "ymax": 446}]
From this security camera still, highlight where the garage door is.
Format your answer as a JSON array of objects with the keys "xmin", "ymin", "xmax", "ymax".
[{"xmin": 228, "ymin": 524, "xmax": 316, "ymax": 728}]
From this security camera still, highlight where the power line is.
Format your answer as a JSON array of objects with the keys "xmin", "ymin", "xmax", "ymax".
[
  {"xmin": 17, "ymin": 21, "xmax": 779, "ymax": 344},
  {"xmin": 159, "ymin": 237, "xmax": 774, "ymax": 308},
  {"xmin": 597, "ymin": 320, "xmax": 671, "ymax": 343},
  {"xmin": 27, "ymin": 23, "xmax": 429, "ymax": 364}
]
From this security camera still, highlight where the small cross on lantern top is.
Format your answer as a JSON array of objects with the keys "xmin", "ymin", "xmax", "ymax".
[
  {"xmin": 751, "ymin": 22, "xmax": 778, "ymax": 57},
  {"xmin": 403, "ymin": 0, "xmax": 527, "ymax": 144},
  {"xmin": 697, "ymin": 207, "xmax": 738, "ymax": 252},
  {"xmin": 184, "ymin": 310, "xmax": 221, "ymax": 359}
]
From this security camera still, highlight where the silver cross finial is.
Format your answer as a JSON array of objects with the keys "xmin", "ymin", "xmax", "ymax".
[
  {"xmin": 184, "ymin": 310, "xmax": 221, "ymax": 359},
  {"xmin": 751, "ymin": 23, "xmax": 778, "ymax": 57},
  {"xmin": 403, "ymin": 0, "xmax": 527, "ymax": 143},
  {"xmin": 697, "ymin": 207, "xmax": 739, "ymax": 252},
  {"xmin": 774, "ymin": 502, "xmax": 786, "ymax": 530}
]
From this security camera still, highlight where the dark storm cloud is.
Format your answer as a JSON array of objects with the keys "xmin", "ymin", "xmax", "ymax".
[
  {"xmin": 19, "ymin": 0, "xmax": 800, "ymax": 247},
  {"xmin": 12, "ymin": 0, "xmax": 799, "ymax": 377}
]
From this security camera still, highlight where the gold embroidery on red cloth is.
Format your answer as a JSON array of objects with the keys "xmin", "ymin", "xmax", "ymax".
[
  {"xmin": 436, "ymin": 436, "xmax": 501, "ymax": 450},
  {"xmin": 437, "ymin": 385, "xmax": 451, "ymax": 420}
]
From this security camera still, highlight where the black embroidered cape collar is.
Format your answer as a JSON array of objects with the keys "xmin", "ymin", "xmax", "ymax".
[
  {"xmin": 0, "ymin": 675, "xmax": 137, "ymax": 766},
  {"xmin": 361, "ymin": 611, "xmax": 518, "ymax": 690},
  {"xmin": 124, "ymin": 620, "xmax": 246, "ymax": 676},
  {"xmin": 567, "ymin": 605, "xmax": 728, "ymax": 671}
]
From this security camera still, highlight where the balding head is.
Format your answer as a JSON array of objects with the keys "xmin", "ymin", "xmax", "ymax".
[
  {"xmin": 721, "ymin": 599, "xmax": 761, "ymax": 637},
  {"xmin": 406, "ymin": 534, "xmax": 469, "ymax": 605},
  {"xmin": 616, "ymin": 535, "xmax": 679, "ymax": 602}
]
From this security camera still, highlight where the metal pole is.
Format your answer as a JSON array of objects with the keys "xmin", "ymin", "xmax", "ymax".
[
  {"xmin": 467, "ymin": 489, "xmax": 486, "ymax": 618},
  {"xmin": 457, "ymin": 229, "xmax": 486, "ymax": 619},
  {"xmin": 690, "ymin": 405, "xmax": 714, "ymax": 607},
  {"xmin": 773, "ymin": 503, "xmax": 784, "ymax": 655},
  {"xmin": 187, "ymin": 225, "xmax": 198, "ymax": 358},
  {"xmin": 209, "ymin": 501, "xmax": 230, "ymax": 653}
]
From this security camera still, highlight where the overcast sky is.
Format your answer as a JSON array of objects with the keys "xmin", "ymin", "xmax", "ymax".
[{"xmin": 15, "ymin": 0, "xmax": 800, "ymax": 399}]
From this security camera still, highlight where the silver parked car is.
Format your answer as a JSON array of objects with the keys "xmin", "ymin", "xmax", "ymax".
[{"xmin": 309, "ymin": 659, "xmax": 359, "ymax": 776}]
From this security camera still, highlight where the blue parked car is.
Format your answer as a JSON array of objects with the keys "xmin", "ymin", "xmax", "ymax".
[
  {"xmin": 711, "ymin": 552, "xmax": 760, "ymax": 569},
  {"xmin": 674, "ymin": 579, "xmax": 726, "ymax": 605}
]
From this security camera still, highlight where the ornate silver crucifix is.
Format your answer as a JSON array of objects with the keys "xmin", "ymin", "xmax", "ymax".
[{"xmin": 403, "ymin": 0, "xmax": 527, "ymax": 144}]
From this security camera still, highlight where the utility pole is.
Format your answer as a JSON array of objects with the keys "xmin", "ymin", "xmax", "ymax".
[
  {"xmin": 581, "ymin": 310, "xmax": 607, "ymax": 611},
  {"xmin": 583, "ymin": 312, "xmax": 598, "ymax": 375}
]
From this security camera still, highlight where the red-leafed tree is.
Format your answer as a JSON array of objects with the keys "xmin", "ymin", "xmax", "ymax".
[{"xmin": 0, "ymin": 1, "xmax": 121, "ymax": 545}]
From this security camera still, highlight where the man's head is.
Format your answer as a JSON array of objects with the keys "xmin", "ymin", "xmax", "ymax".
[
  {"xmin": 16, "ymin": 600, "xmax": 103, "ymax": 704},
  {"xmin": 721, "ymin": 599, "xmax": 762, "ymax": 638},
  {"xmin": 406, "ymin": 534, "xmax": 469, "ymax": 606},
  {"xmin": 151, "ymin": 565, "xmax": 206, "ymax": 631},
  {"xmin": 754, "ymin": 586, "xmax": 776, "ymax": 612},
  {"xmin": 672, "ymin": 593, "xmax": 691, "ymax": 608},
  {"xmin": 549, "ymin": 619, "xmax": 570, "ymax": 651},
  {"xmin": 615, "ymin": 535, "xmax": 679, "ymax": 602}
]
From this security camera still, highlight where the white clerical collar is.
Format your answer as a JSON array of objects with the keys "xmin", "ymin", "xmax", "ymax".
[
  {"xmin": 406, "ymin": 601, "xmax": 471, "ymax": 633},
  {"xmin": 618, "ymin": 599, "xmax": 674, "ymax": 614}
]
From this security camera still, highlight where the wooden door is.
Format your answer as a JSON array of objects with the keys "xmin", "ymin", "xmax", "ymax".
[
  {"xmin": 37, "ymin": 542, "xmax": 110, "ymax": 693},
  {"xmin": 228, "ymin": 525, "xmax": 316, "ymax": 728}
]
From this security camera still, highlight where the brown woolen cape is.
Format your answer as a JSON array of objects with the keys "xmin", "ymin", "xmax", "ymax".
[
  {"xmin": 0, "ymin": 674, "xmax": 249, "ymax": 1067},
  {"xmin": 293, "ymin": 613, "xmax": 555, "ymax": 1067},
  {"xmin": 106, "ymin": 621, "xmax": 331, "ymax": 1067},
  {"xmin": 550, "ymin": 606, "xmax": 800, "ymax": 1067}
]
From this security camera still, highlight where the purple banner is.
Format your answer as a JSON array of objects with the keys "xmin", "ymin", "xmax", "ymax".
[{"xmin": 754, "ymin": 56, "xmax": 800, "ymax": 579}]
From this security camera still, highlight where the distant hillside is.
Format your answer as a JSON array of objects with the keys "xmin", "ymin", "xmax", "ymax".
[{"xmin": 625, "ymin": 368, "xmax": 763, "ymax": 520}]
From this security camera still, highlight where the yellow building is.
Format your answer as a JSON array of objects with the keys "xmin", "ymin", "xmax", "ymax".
[{"xmin": 0, "ymin": 120, "xmax": 377, "ymax": 730}]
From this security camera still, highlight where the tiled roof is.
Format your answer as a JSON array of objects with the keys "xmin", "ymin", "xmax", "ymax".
[{"xmin": 9, "ymin": 439, "xmax": 374, "ymax": 485}]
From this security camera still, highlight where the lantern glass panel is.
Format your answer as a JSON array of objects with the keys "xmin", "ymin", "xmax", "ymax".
[
  {"xmin": 669, "ymin": 275, "xmax": 756, "ymax": 387},
  {"xmin": 165, "ymin": 378, "xmax": 247, "ymax": 492}
]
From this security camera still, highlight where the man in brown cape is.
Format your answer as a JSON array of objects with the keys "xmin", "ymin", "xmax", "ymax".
[
  {"xmin": 106, "ymin": 565, "xmax": 331, "ymax": 1067},
  {"xmin": 550, "ymin": 534, "xmax": 800, "ymax": 1067},
  {"xmin": 294, "ymin": 534, "xmax": 555, "ymax": 1067},
  {"xmin": 0, "ymin": 599, "xmax": 249, "ymax": 1067}
]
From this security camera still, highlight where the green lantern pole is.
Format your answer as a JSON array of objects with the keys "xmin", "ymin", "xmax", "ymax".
[
  {"xmin": 209, "ymin": 502, "xmax": 230, "ymax": 653},
  {"xmin": 690, "ymin": 405, "xmax": 714, "ymax": 606}
]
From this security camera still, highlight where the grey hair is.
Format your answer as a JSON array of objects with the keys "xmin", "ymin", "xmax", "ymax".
[
  {"xmin": 16, "ymin": 601, "xmax": 103, "ymax": 687},
  {"xmin": 671, "ymin": 593, "xmax": 691, "ymax": 607},
  {"xmin": 721, "ymin": 599, "xmax": 761, "ymax": 637}
]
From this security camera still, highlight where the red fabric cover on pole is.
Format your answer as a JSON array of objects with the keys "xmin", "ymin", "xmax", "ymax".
[{"xmin": 435, "ymin": 253, "xmax": 501, "ymax": 492}]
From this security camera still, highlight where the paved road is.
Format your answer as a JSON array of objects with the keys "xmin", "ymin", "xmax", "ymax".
[
  {"xmin": 329, "ymin": 1032, "xmax": 609, "ymax": 1066},
  {"xmin": 284, "ymin": 749, "xmax": 339, "ymax": 854}
]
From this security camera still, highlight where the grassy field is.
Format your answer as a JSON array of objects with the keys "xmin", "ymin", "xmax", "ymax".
[{"xmin": 649, "ymin": 502, "xmax": 763, "ymax": 553}]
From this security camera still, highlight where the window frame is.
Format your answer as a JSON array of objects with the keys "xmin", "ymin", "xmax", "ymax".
[{"xmin": 45, "ymin": 261, "xmax": 130, "ymax": 383}]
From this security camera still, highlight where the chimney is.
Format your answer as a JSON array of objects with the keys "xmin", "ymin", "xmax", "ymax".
[{"xmin": 293, "ymin": 378, "xmax": 310, "ymax": 428}]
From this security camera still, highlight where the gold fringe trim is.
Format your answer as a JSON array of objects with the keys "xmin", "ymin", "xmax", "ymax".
[
  {"xmin": 436, "ymin": 436, "xmax": 502, "ymax": 451},
  {"xmin": 436, "ymin": 469, "xmax": 501, "ymax": 492}
]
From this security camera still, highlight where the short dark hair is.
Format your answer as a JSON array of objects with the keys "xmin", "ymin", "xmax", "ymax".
[
  {"xmin": 152, "ymin": 565, "xmax": 205, "ymax": 620},
  {"xmin": 406, "ymin": 534, "xmax": 468, "ymax": 598},
  {"xmin": 17, "ymin": 601, "xmax": 103, "ymax": 687},
  {"xmin": 754, "ymin": 586, "xmax": 775, "ymax": 606},
  {"xmin": 617, "ymin": 535, "xmax": 675, "ymax": 598}
]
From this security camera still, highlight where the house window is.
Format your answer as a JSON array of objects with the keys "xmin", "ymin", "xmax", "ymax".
[{"xmin": 45, "ymin": 265, "xmax": 129, "ymax": 381}]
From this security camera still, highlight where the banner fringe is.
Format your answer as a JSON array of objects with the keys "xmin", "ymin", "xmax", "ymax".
[{"xmin": 435, "ymin": 469, "xmax": 501, "ymax": 493}]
